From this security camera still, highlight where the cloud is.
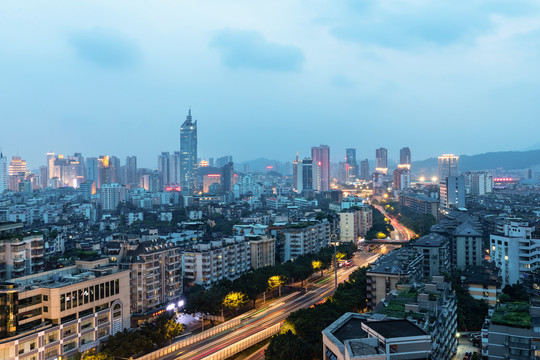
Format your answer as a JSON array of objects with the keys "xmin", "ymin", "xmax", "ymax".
[
  {"xmin": 210, "ymin": 29, "xmax": 304, "ymax": 71},
  {"xmin": 330, "ymin": 1, "xmax": 540, "ymax": 49},
  {"xmin": 68, "ymin": 28, "xmax": 141, "ymax": 68},
  {"xmin": 331, "ymin": 74, "xmax": 354, "ymax": 89}
]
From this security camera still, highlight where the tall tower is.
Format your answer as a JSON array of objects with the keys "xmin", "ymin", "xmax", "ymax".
[
  {"xmin": 375, "ymin": 148, "xmax": 388, "ymax": 174},
  {"xmin": 311, "ymin": 145, "xmax": 330, "ymax": 191},
  {"xmin": 438, "ymin": 154, "xmax": 459, "ymax": 180},
  {"xmin": 345, "ymin": 148, "xmax": 357, "ymax": 181},
  {"xmin": 0, "ymin": 152, "xmax": 7, "ymax": 193},
  {"xmin": 158, "ymin": 152, "xmax": 171, "ymax": 189},
  {"xmin": 180, "ymin": 109, "xmax": 198, "ymax": 193},
  {"xmin": 399, "ymin": 147, "xmax": 411, "ymax": 168}
]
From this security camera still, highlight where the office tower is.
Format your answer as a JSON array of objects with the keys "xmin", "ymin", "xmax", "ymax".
[
  {"xmin": 345, "ymin": 148, "xmax": 357, "ymax": 181},
  {"xmin": 438, "ymin": 154, "xmax": 459, "ymax": 180},
  {"xmin": 293, "ymin": 153, "xmax": 300, "ymax": 192},
  {"xmin": 297, "ymin": 158, "xmax": 313, "ymax": 193},
  {"xmin": 9, "ymin": 156, "xmax": 26, "ymax": 176},
  {"xmin": 399, "ymin": 147, "xmax": 411, "ymax": 167},
  {"xmin": 203, "ymin": 174, "xmax": 221, "ymax": 193},
  {"xmin": 100, "ymin": 183, "xmax": 127, "ymax": 211},
  {"xmin": 360, "ymin": 159, "xmax": 369, "ymax": 180},
  {"xmin": 209, "ymin": 157, "xmax": 215, "ymax": 167},
  {"xmin": 125, "ymin": 155, "xmax": 137, "ymax": 186},
  {"xmin": 158, "ymin": 152, "xmax": 171, "ymax": 189},
  {"xmin": 312, "ymin": 145, "xmax": 330, "ymax": 191},
  {"xmin": 110, "ymin": 156, "xmax": 121, "ymax": 183},
  {"xmin": 222, "ymin": 162, "xmax": 234, "ymax": 193},
  {"xmin": 180, "ymin": 109, "xmax": 197, "ymax": 194},
  {"xmin": 0, "ymin": 152, "xmax": 6, "ymax": 193},
  {"xmin": 375, "ymin": 148, "xmax": 388, "ymax": 174},
  {"xmin": 440, "ymin": 176, "xmax": 465, "ymax": 209},
  {"xmin": 46, "ymin": 152, "xmax": 55, "ymax": 179},
  {"xmin": 50, "ymin": 154, "xmax": 85, "ymax": 188},
  {"xmin": 86, "ymin": 157, "xmax": 98, "ymax": 187}
]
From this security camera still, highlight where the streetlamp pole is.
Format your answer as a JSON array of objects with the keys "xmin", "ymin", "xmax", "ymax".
[{"xmin": 334, "ymin": 241, "xmax": 337, "ymax": 290}]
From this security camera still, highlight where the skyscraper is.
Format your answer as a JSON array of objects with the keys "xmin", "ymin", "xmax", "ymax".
[
  {"xmin": 171, "ymin": 151, "xmax": 181, "ymax": 185},
  {"xmin": 86, "ymin": 157, "xmax": 98, "ymax": 187},
  {"xmin": 180, "ymin": 109, "xmax": 197, "ymax": 194},
  {"xmin": 9, "ymin": 156, "xmax": 26, "ymax": 176},
  {"xmin": 375, "ymin": 148, "xmax": 387, "ymax": 174},
  {"xmin": 312, "ymin": 145, "xmax": 330, "ymax": 191},
  {"xmin": 360, "ymin": 159, "xmax": 369, "ymax": 181},
  {"xmin": 0, "ymin": 152, "xmax": 7, "ymax": 193},
  {"xmin": 222, "ymin": 162, "xmax": 234, "ymax": 193},
  {"xmin": 438, "ymin": 154, "xmax": 459, "ymax": 180},
  {"xmin": 345, "ymin": 148, "xmax": 357, "ymax": 181},
  {"xmin": 125, "ymin": 156, "xmax": 137, "ymax": 187},
  {"xmin": 158, "ymin": 152, "xmax": 171, "ymax": 189},
  {"xmin": 293, "ymin": 153, "xmax": 300, "ymax": 192},
  {"xmin": 399, "ymin": 147, "xmax": 411, "ymax": 168},
  {"xmin": 297, "ymin": 158, "xmax": 313, "ymax": 193}
]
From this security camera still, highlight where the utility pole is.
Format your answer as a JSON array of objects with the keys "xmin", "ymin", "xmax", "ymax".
[{"xmin": 332, "ymin": 218, "xmax": 338, "ymax": 290}]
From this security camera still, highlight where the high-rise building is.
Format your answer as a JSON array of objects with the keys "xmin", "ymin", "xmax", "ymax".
[
  {"xmin": 8, "ymin": 156, "xmax": 26, "ymax": 176},
  {"xmin": 203, "ymin": 174, "xmax": 221, "ymax": 193},
  {"xmin": 125, "ymin": 155, "xmax": 137, "ymax": 187},
  {"xmin": 312, "ymin": 145, "xmax": 330, "ymax": 191},
  {"xmin": 463, "ymin": 170, "xmax": 493, "ymax": 196},
  {"xmin": 180, "ymin": 109, "xmax": 197, "ymax": 194},
  {"xmin": 440, "ymin": 176, "xmax": 465, "ymax": 209},
  {"xmin": 86, "ymin": 157, "xmax": 98, "ymax": 187},
  {"xmin": 375, "ymin": 148, "xmax": 387, "ymax": 174},
  {"xmin": 297, "ymin": 158, "xmax": 313, "ymax": 194},
  {"xmin": 100, "ymin": 183, "xmax": 127, "ymax": 211},
  {"xmin": 360, "ymin": 159, "xmax": 369, "ymax": 180},
  {"xmin": 393, "ymin": 167, "xmax": 410, "ymax": 190},
  {"xmin": 345, "ymin": 148, "xmax": 357, "ymax": 181},
  {"xmin": 438, "ymin": 154, "xmax": 459, "ymax": 180},
  {"xmin": 38, "ymin": 166, "xmax": 48, "ymax": 189},
  {"xmin": 216, "ymin": 156, "xmax": 233, "ymax": 168},
  {"xmin": 399, "ymin": 147, "xmax": 411, "ymax": 167},
  {"xmin": 222, "ymin": 162, "xmax": 234, "ymax": 193},
  {"xmin": 171, "ymin": 151, "xmax": 181, "ymax": 185},
  {"xmin": 158, "ymin": 152, "xmax": 171, "ymax": 189},
  {"xmin": 0, "ymin": 152, "xmax": 7, "ymax": 193},
  {"xmin": 292, "ymin": 153, "xmax": 300, "ymax": 192},
  {"xmin": 97, "ymin": 155, "xmax": 117, "ymax": 188}
]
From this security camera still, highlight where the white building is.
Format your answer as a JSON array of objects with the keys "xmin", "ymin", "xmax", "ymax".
[
  {"xmin": 0, "ymin": 152, "xmax": 7, "ymax": 193},
  {"xmin": 182, "ymin": 237, "xmax": 251, "ymax": 287},
  {"xmin": 463, "ymin": 170, "xmax": 493, "ymax": 196},
  {"xmin": 490, "ymin": 221, "xmax": 539, "ymax": 287},
  {"xmin": 339, "ymin": 211, "xmax": 358, "ymax": 242},
  {"xmin": 100, "ymin": 183, "xmax": 126, "ymax": 211}
]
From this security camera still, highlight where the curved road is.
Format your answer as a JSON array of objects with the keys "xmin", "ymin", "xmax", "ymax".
[{"xmin": 373, "ymin": 204, "xmax": 416, "ymax": 240}]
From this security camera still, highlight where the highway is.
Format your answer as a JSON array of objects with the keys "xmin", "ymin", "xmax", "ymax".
[
  {"xmin": 373, "ymin": 204, "xmax": 416, "ymax": 240},
  {"xmin": 167, "ymin": 252, "xmax": 381, "ymax": 360}
]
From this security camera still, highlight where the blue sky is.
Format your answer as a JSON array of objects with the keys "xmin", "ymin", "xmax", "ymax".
[{"xmin": 1, "ymin": 0, "xmax": 540, "ymax": 169}]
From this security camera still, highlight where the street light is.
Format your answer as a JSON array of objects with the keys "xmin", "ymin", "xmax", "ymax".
[{"xmin": 330, "ymin": 219, "xmax": 339, "ymax": 290}]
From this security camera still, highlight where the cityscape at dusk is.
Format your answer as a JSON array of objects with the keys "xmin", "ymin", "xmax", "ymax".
[{"xmin": 2, "ymin": 1, "xmax": 540, "ymax": 360}]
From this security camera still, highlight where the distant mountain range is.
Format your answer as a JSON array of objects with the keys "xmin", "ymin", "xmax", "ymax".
[{"xmin": 412, "ymin": 149, "xmax": 540, "ymax": 175}]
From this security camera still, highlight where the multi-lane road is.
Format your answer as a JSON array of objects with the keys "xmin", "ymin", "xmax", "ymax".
[{"xmin": 167, "ymin": 252, "xmax": 380, "ymax": 360}]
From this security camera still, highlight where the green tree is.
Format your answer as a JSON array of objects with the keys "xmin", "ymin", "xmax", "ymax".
[
  {"xmin": 268, "ymin": 275, "xmax": 286, "ymax": 297},
  {"xmin": 222, "ymin": 291, "xmax": 249, "ymax": 314},
  {"xmin": 265, "ymin": 331, "xmax": 311, "ymax": 360},
  {"xmin": 81, "ymin": 350, "xmax": 113, "ymax": 360},
  {"xmin": 142, "ymin": 313, "xmax": 184, "ymax": 347},
  {"xmin": 312, "ymin": 260, "xmax": 323, "ymax": 277}
]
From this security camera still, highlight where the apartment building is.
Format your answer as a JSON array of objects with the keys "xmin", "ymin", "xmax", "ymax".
[
  {"xmin": 374, "ymin": 276, "xmax": 458, "ymax": 360},
  {"xmin": 322, "ymin": 313, "xmax": 431, "ymax": 360},
  {"xmin": 410, "ymin": 233, "xmax": 450, "ymax": 278},
  {"xmin": 463, "ymin": 264, "xmax": 501, "ymax": 306},
  {"xmin": 490, "ymin": 220, "xmax": 539, "ymax": 287},
  {"xmin": 110, "ymin": 237, "xmax": 182, "ymax": 317},
  {"xmin": 183, "ymin": 236, "xmax": 251, "ymax": 287},
  {"xmin": 482, "ymin": 300, "xmax": 540, "ymax": 359},
  {"xmin": 283, "ymin": 220, "xmax": 331, "ymax": 261},
  {"xmin": 400, "ymin": 192, "xmax": 440, "ymax": 219},
  {"xmin": 366, "ymin": 247, "xmax": 423, "ymax": 309},
  {"xmin": 248, "ymin": 235, "xmax": 275, "ymax": 270},
  {"xmin": 0, "ymin": 259, "xmax": 130, "ymax": 360},
  {"xmin": 339, "ymin": 207, "xmax": 373, "ymax": 242},
  {"xmin": 0, "ymin": 223, "xmax": 45, "ymax": 281}
]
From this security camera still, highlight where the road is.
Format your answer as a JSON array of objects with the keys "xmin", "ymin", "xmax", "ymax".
[
  {"xmin": 167, "ymin": 252, "xmax": 381, "ymax": 360},
  {"xmin": 373, "ymin": 204, "xmax": 416, "ymax": 240}
]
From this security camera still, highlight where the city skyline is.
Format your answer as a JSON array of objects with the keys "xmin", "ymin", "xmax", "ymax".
[{"xmin": 2, "ymin": 1, "xmax": 540, "ymax": 167}]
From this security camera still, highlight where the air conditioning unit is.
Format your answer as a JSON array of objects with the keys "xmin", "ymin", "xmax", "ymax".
[
  {"xmin": 532, "ymin": 345, "xmax": 537, "ymax": 350},
  {"xmin": 504, "ymin": 342, "xmax": 508, "ymax": 346}
]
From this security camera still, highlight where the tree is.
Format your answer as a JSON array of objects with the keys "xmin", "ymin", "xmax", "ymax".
[
  {"xmin": 265, "ymin": 331, "xmax": 311, "ymax": 360},
  {"xmin": 81, "ymin": 350, "xmax": 113, "ymax": 360},
  {"xmin": 312, "ymin": 260, "xmax": 323, "ymax": 277},
  {"xmin": 142, "ymin": 313, "xmax": 184, "ymax": 347},
  {"xmin": 268, "ymin": 275, "xmax": 286, "ymax": 297},
  {"xmin": 222, "ymin": 291, "xmax": 249, "ymax": 314}
]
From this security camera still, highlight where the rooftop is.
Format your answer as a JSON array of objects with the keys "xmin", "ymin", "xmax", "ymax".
[
  {"xmin": 491, "ymin": 302, "xmax": 531, "ymax": 328},
  {"xmin": 365, "ymin": 319, "xmax": 428, "ymax": 338},
  {"xmin": 412, "ymin": 233, "xmax": 448, "ymax": 247}
]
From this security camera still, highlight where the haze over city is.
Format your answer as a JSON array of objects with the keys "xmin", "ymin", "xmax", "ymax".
[{"xmin": 3, "ymin": 0, "xmax": 540, "ymax": 168}]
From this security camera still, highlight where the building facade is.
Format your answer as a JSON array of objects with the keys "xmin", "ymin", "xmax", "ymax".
[{"xmin": 180, "ymin": 109, "xmax": 198, "ymax": 194}]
